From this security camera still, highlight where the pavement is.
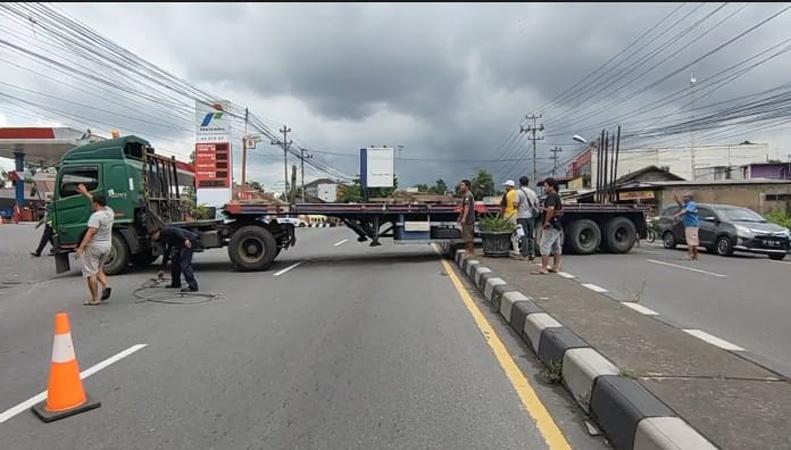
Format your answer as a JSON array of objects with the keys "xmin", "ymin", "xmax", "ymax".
[
  {"xmin": 466, "ymin": 244, "xmax": 791, "ymax": 450},
  {"xmin": 562, "ymin": 241, "xmax": 791, "ymax": 377},
  {"xmin": 0, "ymin": 225, "xmax": 607, "ymax": 449}
]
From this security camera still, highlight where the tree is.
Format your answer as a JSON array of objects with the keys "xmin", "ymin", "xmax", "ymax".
[
  {"xmin": 470, "ymin": 169, "xmax": 495, "ymax": 199},
  {"xmin": 428, "ymin": 178, "xmax": 448, "ymax": 195},
  {"xmin": 415, "ymin": 183, "xmax": 429, "ymax": 193},
  {"xmin": 338, "ymin": 176, "xmax": 399, "ymax": 202},
  {"xmin": 248, "ymin": 180, "xmax": 262, "ymax": 191}
]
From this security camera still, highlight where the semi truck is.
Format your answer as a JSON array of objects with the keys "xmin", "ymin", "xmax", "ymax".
[{"xmin": 50, "ymin": 136, "xmax": 647, "ymax": 275}]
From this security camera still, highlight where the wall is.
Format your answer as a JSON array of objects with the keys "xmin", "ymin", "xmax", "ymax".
[
  {"xmin": 657, "ymin": 183, "xmax": 791, "ymax": 214},
  {"xmin": 749, "ymin": 164, "xmax": 790, "ymax": 180},
  {"xmin": 590, "ymin": 143, "xmax": 773, "ymax": 188}
]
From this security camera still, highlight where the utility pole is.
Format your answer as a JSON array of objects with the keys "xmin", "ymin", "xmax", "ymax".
[
  {"xmin": 241, "ymin": 107, "xmax": 249, "ymax": 197},
  {"xmin": 271, "ymin": 125, "xmax": 292, "ymax": 201},
  {"xmin": 689, "ymin": 73, "xmax": 697, "ymax": 181},
  {"xmin": 549, "ymin": 146, "xmax": 563, "ymax": 177},
  {"xmin": 520, "ymin": 114, "xmax": 544, "ymax": 185},
  {"xmin": 300, "ymin": 147, "xmax": 313, "ymax": 202}
]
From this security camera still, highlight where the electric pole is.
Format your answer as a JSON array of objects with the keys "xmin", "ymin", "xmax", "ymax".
[
  {"xmin": 519, "ymin": 114, "xmax": 544, "ymax": 185},
  {"xmin": 550, "ymin": 146, "xmax": 563, "ymax": 177},
  {"xmin": 241, "ymin": 107, "xmax": 249, "ymax": 198},
  {"xmin": 271, "ymin": 125, "xmax": 292, "ymax": 201},
  {"xmin": 300, "ymin": 147, "xmax": 313, "ymax": 202},
  {"xmin": 689, "ymin": 73, "xmax": 697, "ymax": 181}
]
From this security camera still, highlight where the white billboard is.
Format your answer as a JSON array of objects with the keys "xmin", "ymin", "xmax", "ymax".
[
  {"xmin": 195, "ymin": 100, "xmax": 231, "ymax": 143},
  {"xmin": 360, "ymin": 147, "xmax": 394, "ymax": 188},
  {"xmin": 317, "ymin": 183, "xmax": 337, "ymax": 202}
]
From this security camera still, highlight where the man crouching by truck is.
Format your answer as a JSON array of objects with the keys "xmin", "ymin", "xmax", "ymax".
[{"xmin": 149, "ymin": 225, "xmax": 200, "ymax": 292}]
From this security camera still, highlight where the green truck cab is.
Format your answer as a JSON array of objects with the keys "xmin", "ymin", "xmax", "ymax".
[{"xmin": 51, "ymin": 136, "xmax": 187, "ymax": 275}]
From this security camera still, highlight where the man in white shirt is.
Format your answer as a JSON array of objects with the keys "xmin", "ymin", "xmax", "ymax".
[
  {"xmin": 76, "ymin": 183, "xmax": 114, "ymax": 305},
  {"xmin": 515, "ymin": 176, "xmax": 539, "ymax": 260}
]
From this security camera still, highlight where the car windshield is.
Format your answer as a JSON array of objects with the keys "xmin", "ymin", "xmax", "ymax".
[{"xmin": 716, "ymin": 207, "xmax": 767, "ymax": 223}]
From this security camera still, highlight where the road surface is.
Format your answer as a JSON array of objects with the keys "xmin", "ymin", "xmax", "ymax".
[
  {"xmin": 560, "ymin": 241, "xmax": 791, "ymax": 376},
  {"xmin": 0, "ymin": 226, "xmax": 605, "ymax": 449}
]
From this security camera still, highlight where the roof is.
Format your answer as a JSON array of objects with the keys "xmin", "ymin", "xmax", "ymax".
[
  {"xmin": 615, "ymin": 165, "xmax": 685, "ymax": 184},
  {"xmin": 304, "ymin": 178, "xmax": 337, "ymax": 188},
  {"xmin": 0, "ymin": 127, "xmax": 105, "ymax": 165}
]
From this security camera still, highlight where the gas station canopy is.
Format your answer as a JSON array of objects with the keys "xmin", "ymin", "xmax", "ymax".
[{"xmin": 0, "ymin": 127, "xmax": 104, "ymax": 166}]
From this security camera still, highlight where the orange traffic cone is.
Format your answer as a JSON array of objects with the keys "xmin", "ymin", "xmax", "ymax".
[{"xmin": 32, "ymin": 312, "xmax": 101, "ymax": 422}]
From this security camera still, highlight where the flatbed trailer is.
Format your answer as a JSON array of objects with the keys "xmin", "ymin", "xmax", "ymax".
[{"xmin": 160, "ymin": 201, "xmax": 648, "ymax": 273}]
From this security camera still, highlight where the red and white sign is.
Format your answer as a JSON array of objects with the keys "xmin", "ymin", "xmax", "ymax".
[{"xmin": 194, "ymin": 142, "xmax": 231, "ymax": 188}]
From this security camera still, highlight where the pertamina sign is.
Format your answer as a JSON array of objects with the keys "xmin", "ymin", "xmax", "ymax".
[{"xmin": 195, "ymin": 100, "xmax": 233, "ymax": 209}]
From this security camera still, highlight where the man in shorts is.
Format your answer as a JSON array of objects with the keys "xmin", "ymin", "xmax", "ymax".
[
  {"xmin": 534, "ymin": 177, "xmax": 563, "ymax": 275},
  {"xmin": 76, "ymin": 183, "xmax": 114, "ymax": 305},
  {"xmin": 457, "ymin": 179, "xmax": 476, "ymax": 258},
  {"xmin": 674, "ymin": 192, "xmax": 700, "ymax": 261}
]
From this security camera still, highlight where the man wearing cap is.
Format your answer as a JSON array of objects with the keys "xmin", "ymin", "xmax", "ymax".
[
  {"xmin": 501, "ymin": 180, "xmax": 520, "ymax": 256},
  {"xmin": 674, "ymin": 192, "xmax": 700, "ymax": 261}
]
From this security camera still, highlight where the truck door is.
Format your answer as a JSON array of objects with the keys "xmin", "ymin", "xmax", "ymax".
[
  {"xmin": 103, "ymin": 163, "xmax": 131, "ymax": 223},
  {"xmin": 53, "ymin": 165, "xmax": 101, "ymax": 247}
]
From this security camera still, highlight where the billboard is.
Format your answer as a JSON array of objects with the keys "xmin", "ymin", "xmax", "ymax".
[
  {"xmin": 195, "ymin": 100, "xmax": 231, "ymax": 143},
  {"xmin": 195, "ymin": 100, "xmax": 232, "ymax": 210},
  {"xmin": 360, "ymin": 147, "xmax": 394, "ymax": 188},
  {"xmin": 317, "ymin": 183, "xmax": 337, "ymax": 202}
]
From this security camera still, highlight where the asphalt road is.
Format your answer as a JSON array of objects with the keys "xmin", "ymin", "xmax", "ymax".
[
  {"xmin": 560, "ymin": 241, "xmax": 791, "ymax": 377},
  {"xmin": 0, "ymin": 226, "xmax": 605, "ymax": 449}
]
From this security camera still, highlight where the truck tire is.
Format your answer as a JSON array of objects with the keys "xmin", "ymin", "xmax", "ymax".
[
  {"xmin": 103, "ymin": 232, "xmax": 130, "ymax": 275},
  {"xmin": 130, "ymin": 251, "xmax": 158, "ymax": 268},
  {"xmin": 566, "ymin": 219, "xmax": 601, "ymax": 254},
  {"xmin": 603, "ymin": 217, "xmax": 637, "ymax": 253},
  {"xmin": 228, "ymin": 225, "xmax": 278, "ymax": 271},
  {"xmin": 769, "ymin": 253, "xmax": 786, "ymax": 261}
]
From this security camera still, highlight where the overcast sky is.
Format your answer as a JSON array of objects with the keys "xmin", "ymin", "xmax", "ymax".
[{"xmin": 2, "ymin": 3, "xmax": 791, "ymax": 187}]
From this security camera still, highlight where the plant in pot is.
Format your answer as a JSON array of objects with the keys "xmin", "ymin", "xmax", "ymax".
[{"xmin": 478, "ymin": 214, "xmax": 516, "ymax": 257}]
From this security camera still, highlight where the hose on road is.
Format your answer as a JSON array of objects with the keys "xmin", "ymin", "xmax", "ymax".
[{"xmin": 133, "ymin": 277, "xmax": 222, "ymax": 305}]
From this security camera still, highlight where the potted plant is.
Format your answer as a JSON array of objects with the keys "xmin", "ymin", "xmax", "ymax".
[{"xmin": 478, "ymin": 214, "xmax": 516, "ymax": 257}]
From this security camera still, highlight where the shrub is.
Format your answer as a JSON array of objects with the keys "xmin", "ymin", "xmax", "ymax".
[
  {"xmin": 478, "ymin": 214, "xmax": 516, "ymax": 233},
  {"xmin": 765, "ymin": 210, "xmax": 791, "ymax": 229}
]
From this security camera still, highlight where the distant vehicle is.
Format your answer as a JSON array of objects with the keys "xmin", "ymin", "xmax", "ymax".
[{"xmin": 659, "ymin": 203, "xmax": 790, "ymax": 260}]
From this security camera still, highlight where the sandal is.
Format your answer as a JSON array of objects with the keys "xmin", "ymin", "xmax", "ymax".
[
  {"xmin": 531, "ymin": 269, "xmax": 550, "ymax": 275},
  {"xmin": 82, "ymin": 300, "xmax": 103, "ymax": 306},
  {"xmin": 101, "ymin": 287, "xmax": 112, "ymax": 301}
]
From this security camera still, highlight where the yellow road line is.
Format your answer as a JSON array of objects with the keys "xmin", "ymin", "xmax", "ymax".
[{"xmin": 440, "ymin": 259, "xmax": 572, "ymax": 450}]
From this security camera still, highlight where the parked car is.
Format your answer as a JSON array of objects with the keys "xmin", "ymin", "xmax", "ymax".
[{"xmin": 659, "ymin": 203, "xmax": 790, "ymax": 260}]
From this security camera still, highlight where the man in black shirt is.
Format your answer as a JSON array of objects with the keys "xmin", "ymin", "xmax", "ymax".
[
  {"xmin": 149, "ymin": 225, "xmax": 200, "ymax": 292},
  {"xmin": 534, "ymin": 177, "xmax": 563, "ymax": 275}
]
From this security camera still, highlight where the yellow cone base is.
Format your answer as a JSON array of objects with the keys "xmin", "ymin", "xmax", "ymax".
[{"xmin": 32, "ymin": 396, "xmax": 101, "ymax": 423}]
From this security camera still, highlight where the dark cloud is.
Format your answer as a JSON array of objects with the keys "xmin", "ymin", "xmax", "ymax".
[{"xmin": 2, "ymin": 3, "xmax": 790, "ymax": 184}]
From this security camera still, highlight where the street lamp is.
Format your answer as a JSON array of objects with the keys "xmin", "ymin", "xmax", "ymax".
[{"xmin": 572, "ymin": 135, "xmax": 587, "ymax": 144}]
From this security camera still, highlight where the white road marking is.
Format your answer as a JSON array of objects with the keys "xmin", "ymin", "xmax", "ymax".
[
  {"xmin": 0, "ymin": 344, "xmax": 147, "ymax": 425},
  {"xmin": 557, "ymin": 271, "xmax": 575, "ymax": 279},
  {"xmin": 582, "ymin": 283, "xmax": 608, "ymax": 293},
  {"xmin": 767, "ymin": 259, "xmax": 791, "ymax": 266},
  {"xmin": 273, "ymin": 261, "xmax": 303, "ymax": 277},
  {"xmin": 683, "ymin": 329, "xmax": 745, "ymax": 351},
  {"xmin": 333, "ymin": 239, "xmax": 348, "ymax": 247},
  {"xmin": 645, "ymin": 259, "xmax": 727, "ymax": 278},
  {"xmin": 621, "ymin": 302, "xmax": 659, "ymax": 316}
]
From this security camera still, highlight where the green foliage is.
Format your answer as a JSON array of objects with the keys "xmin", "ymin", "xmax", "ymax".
[
  {"xmin": 428, "ymin": 178, "xmax": 448, "ymax": 195},
  {"xmin": 415, "ymin": 183, "xmax": 429, "ymax": 192},
  {"xmin": 471, "ymin": 169, "xmax": 495, "ymax": 199},
  {"xmin": 478, "ymin": 214, "xmax": 516, "ymax": 233},
  {"xmin": 765, "ymin": 210, "xmax": 791, "ymax": 229},
  {"xmin": 248, "ymin": 180, "xmax": 263, "ymax": 191},
  {"xmin": 339, "ymin": 176, "xmax": 399, "ymax": 202}
]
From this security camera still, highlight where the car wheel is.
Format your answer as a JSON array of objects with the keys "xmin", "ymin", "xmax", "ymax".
[
  {"xmin": 662, "ymin": 231, "xmax": 677, "ymax": 249},
  {"xmin": 715, "ymin": 236, "xmax": 734, "ymax": 256},
  {"xmin": 769, "ymin": 253, "xmax": 786, "ymax": 261}
]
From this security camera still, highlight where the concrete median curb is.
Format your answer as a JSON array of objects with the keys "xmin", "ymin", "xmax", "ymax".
[{"xmin": 451, "ymin": 249, "xmax": 716, "ymax": 450}]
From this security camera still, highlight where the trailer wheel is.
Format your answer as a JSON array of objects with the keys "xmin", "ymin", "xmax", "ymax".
[
  {"xmin": 228, "ymin": 225, "xmax": 278, "ymax": 271},
  {"xmin": 603, "ymin": 217, "xmax": 637, "ymax": 253},
  {"xmin": 103, "ymin": 232, "xmax": 130, "ymax": 275},
  {"xmin": 566, "ymin": 219, "xmax": 601, "ymax": 254}
]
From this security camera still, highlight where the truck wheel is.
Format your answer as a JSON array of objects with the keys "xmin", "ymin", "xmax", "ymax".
[
  {"xmin": 662, "ymin": 231, "xmax": 677, "ymax": 249},
  {"xmin": 603, "ymin": 217, "xmax": 637, "ymax": 253},
  {"xmin": 130, "ymin": 251, "xmax": 158, "ymax": 267},
  {"xmin": 566, "ymin": 219, "xmax": 601, "ymax": 254},
  {"xmin": 103, "ymin": 233, "xmax": 130, "ymax": 275},
  {"xmin": 228, "ymin": 225, "xmax": 278, "ymax": 271}
]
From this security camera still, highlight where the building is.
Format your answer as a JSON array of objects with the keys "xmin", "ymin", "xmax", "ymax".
[
  {"xmin": 566, "ymin": 142, "xmax": 776, "ymax": 189},
  {"xmin": 303, "ymin": 178, "xmax": 345, "ymax": 202}
]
